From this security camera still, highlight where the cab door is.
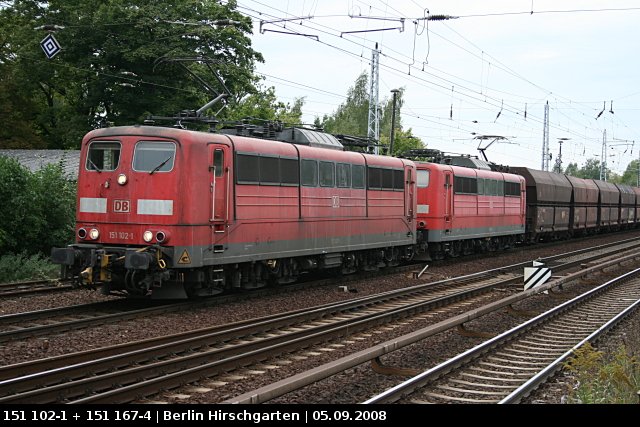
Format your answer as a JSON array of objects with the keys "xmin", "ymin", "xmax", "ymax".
[
  {"xmin": 405, "ymin": 166, "xmax": 414, "ymax": 221},
  {"xmin": 444, "ymin": 171, "xmax": 453, "ymax": 225},
  {"xmin": 209, "ymin": 145, "xmax": 231, "ymax": 238}
]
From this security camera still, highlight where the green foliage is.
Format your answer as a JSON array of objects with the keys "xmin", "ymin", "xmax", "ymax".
[
  {"xmin": 0, "ymin": 0, "xmax": 263, "ymax": 149},
  {"xmin": 620, "ymin": 159, "xmax": 639, "ymax": 186},
  {"xmin": 0, "ymin": 155, "xmax": 76, "ymax": 257},
  {"xmin": 226, "ymin": 86, "xmax": 304, "ymax": 125},
  {"xmin": 0, "ymin": 252, "xmax": 61, "ymax": 282},
  {"xmin": 319, "ymin": 72, "xmax": 424, "ymax": 155},
  {"xmin": 321, "ymin": 72, "xmax": 370, "ymax": 137},
  {"xmin": 564, "ymin": 162, "xmax": 579, "ymax": 177},
  {"xmin": 564, "ymin": 158, "xmax": 613, "ymax": 180},
  {"xmin": 0, "ymin": 156, "xmax": 39, "ymax": 253},
  {"xmin": 564, "ymin": 342, "xmax": 640, "ymax": 404},
  {"xmin": 30, "ymin": 163, "xmax": 77, "ymax": 254}
]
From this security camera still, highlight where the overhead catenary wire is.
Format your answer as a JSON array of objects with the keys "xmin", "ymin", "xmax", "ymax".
[{"xmin": 238, "ymin": 0, "xmax": 640, "ymax": 170}]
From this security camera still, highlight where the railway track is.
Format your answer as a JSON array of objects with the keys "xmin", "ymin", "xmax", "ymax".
[
  {"xmin": 0, "ymin": 269, "xmax": 522, "ymax": 403},
  {"xmin": 364, "ymin": 268, "xmax": 640, "ymax": 404},
  {"xmin": 0, "ymin": 262, "xmax": 425, "ymax": 343},
  {"xmin": 1, "ymin": 236, "xmax": 640, "ymax": 345},
  {"xmin": 0, "ymin": 279, "xmax": 73, "ymax": 297},
  {"xmin": 2, "ymin": 238, "xmax": 640, "ymax": 403}
]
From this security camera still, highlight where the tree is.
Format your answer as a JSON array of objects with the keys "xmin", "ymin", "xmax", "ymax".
[
  {"xmin": 321, "ymin": 72, "xmax": 370, "ymax": 137},
  {"xmin": 620, "ymin": 159, "xmax": 639, "ymax": 186},
  {"xmin": 225, "ymin": 86, "xmax": 304, "ymax": 125},
  {"xmin": 318, "ymin": 72, "xmax": 424, "ymax": 154},
  {"xmin": 565, "ymin": 158, "xmax": 613, "ymax": 180},
  {"xmin": 578, "ymin": 158, "xmax": 603, "ymax": 179},
  {"xmin": 0, "ymin": 0, "xmax": 263, "ymax": 149},
  {"xmin": 564, "ymin": 162, "xmax": 579, "ymax": 177}
]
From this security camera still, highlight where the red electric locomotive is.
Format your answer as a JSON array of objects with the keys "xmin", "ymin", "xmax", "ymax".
[
  {"xmin": 51, "ymin": 125, "xmax": 418, "ymax": 298},
  {"xmin": 415, "ymin": 160, "xmax": 526, "ymax": 258}
]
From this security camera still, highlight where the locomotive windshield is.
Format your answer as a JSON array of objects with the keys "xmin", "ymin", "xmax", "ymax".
[
  {"xmin": 86, "ymin": 141, "xmax": 121, "ymax": 171},
  {"xmin": 133, "ymin": 141, "xmax": 176, "ymax": 173}
]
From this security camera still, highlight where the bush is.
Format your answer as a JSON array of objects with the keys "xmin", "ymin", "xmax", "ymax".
[
  {"xmin": 564, "ymin": 342, "xmax": 640, "ymax": 403},
  {"xmin": 0, "ymin": 155, "xmax": 76, "ymax": 257},
  {"xmin": 0, "ymin": 156, "xmax": 37, "ymax": 254},
  {"xmin": 0, "ymin": 252, "xmax": 61, "ymax": 282},
  {"xmin": 30, "ymin": 163, "xmax": 76, "ymax": 254}
]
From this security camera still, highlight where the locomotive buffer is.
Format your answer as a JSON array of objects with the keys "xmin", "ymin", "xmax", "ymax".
[{"xmin": 524, "ymin": 261, "xmax": 551, "ymax": 290}]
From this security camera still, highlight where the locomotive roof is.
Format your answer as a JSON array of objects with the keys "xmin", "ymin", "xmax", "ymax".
[{"xmin": 418, "ymin": 161, "xmax": 523, "ymax": 181}]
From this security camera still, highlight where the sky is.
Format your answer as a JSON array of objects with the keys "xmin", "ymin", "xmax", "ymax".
[{"xmin": 237, "ymin": 0, "xmax": 640, "ymax": 175}]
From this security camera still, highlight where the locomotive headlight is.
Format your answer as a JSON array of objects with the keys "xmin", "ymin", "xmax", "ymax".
[
  {"xmin": 117, "ymin": 174, "xmax": 128, "ymax": 185},
  {"xmin": 156, "ymin": 230, "xmax": 169, "ymax": 243},
  {"xmin": 143, "ymin": 230, "xmax": 154, "ymax": 243},
  {"xmin": 89, "ymin": 228, "xmax": 100, "ymax": 240},
  {"xmin": 77, "ymin": 228, "xmax": 87, "ymax": 239}
]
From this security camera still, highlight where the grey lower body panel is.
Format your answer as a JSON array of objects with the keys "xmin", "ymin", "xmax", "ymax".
[
  {"xmin": 427, "ymin": 224, "xmax": 524, "ymax": 243},
  {"xmin": 175, "ymin": 231, "xmax": 415, "ymax": 268}
]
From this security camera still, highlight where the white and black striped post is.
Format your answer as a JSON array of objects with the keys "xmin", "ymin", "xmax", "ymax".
[{"xmin": 524, "ymin": 261, "xmax": 551, "ymax": 291}]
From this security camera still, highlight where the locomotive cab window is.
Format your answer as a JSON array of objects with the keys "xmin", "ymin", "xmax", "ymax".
[
  {"xmin": 417, "ymin": 170, "xmax": 430, "ymax": 188},
  {"xmin": 133, "ymin": 141, "xmax": 176, "ymax": 173},
  {"xmin": 213, "ymin": 149, "xmax": 224, "ymax": 177},
  {"xmin": 86, "ymin": 141, "xmax": 121, "ymax": 171}
]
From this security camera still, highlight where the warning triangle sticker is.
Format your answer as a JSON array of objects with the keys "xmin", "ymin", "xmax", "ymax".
[{"xmin": 178, "ymin": 250, "xmax": 192, "ymax": 264}]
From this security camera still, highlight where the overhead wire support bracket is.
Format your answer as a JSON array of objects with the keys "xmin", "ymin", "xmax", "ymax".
[
  {"xmin": 259, "ymin": 16, "xmax": 318, "ymax": 40},
  {"xmin": 259, "ymin": 16, "xmax": 313, "ymax": 31},
  {"xmin": 260, "ymin": 29, "xmax": 319, "ymax": 40},
  {"xmin": 342, "ymin": 16, "xmax": 405, "ymax": 37}
]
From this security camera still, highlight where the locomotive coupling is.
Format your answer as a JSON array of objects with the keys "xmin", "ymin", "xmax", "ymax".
[{"xmin": 125, "ymin": 249, "xmax": 157, "ymax": 270}]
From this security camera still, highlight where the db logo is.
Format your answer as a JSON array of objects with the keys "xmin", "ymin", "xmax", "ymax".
[{"xmin": 113, "ymin": 199, "xmax": 130, "ymax": 213}]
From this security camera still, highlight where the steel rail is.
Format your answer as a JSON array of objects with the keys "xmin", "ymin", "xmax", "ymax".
[
  {"xmin": 364, "ymin": 267, "xmax": 640, "ymax": 404},
  {"xmin": 228, "ymin": 251, "xmax": 640, "ymax": 404}
]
